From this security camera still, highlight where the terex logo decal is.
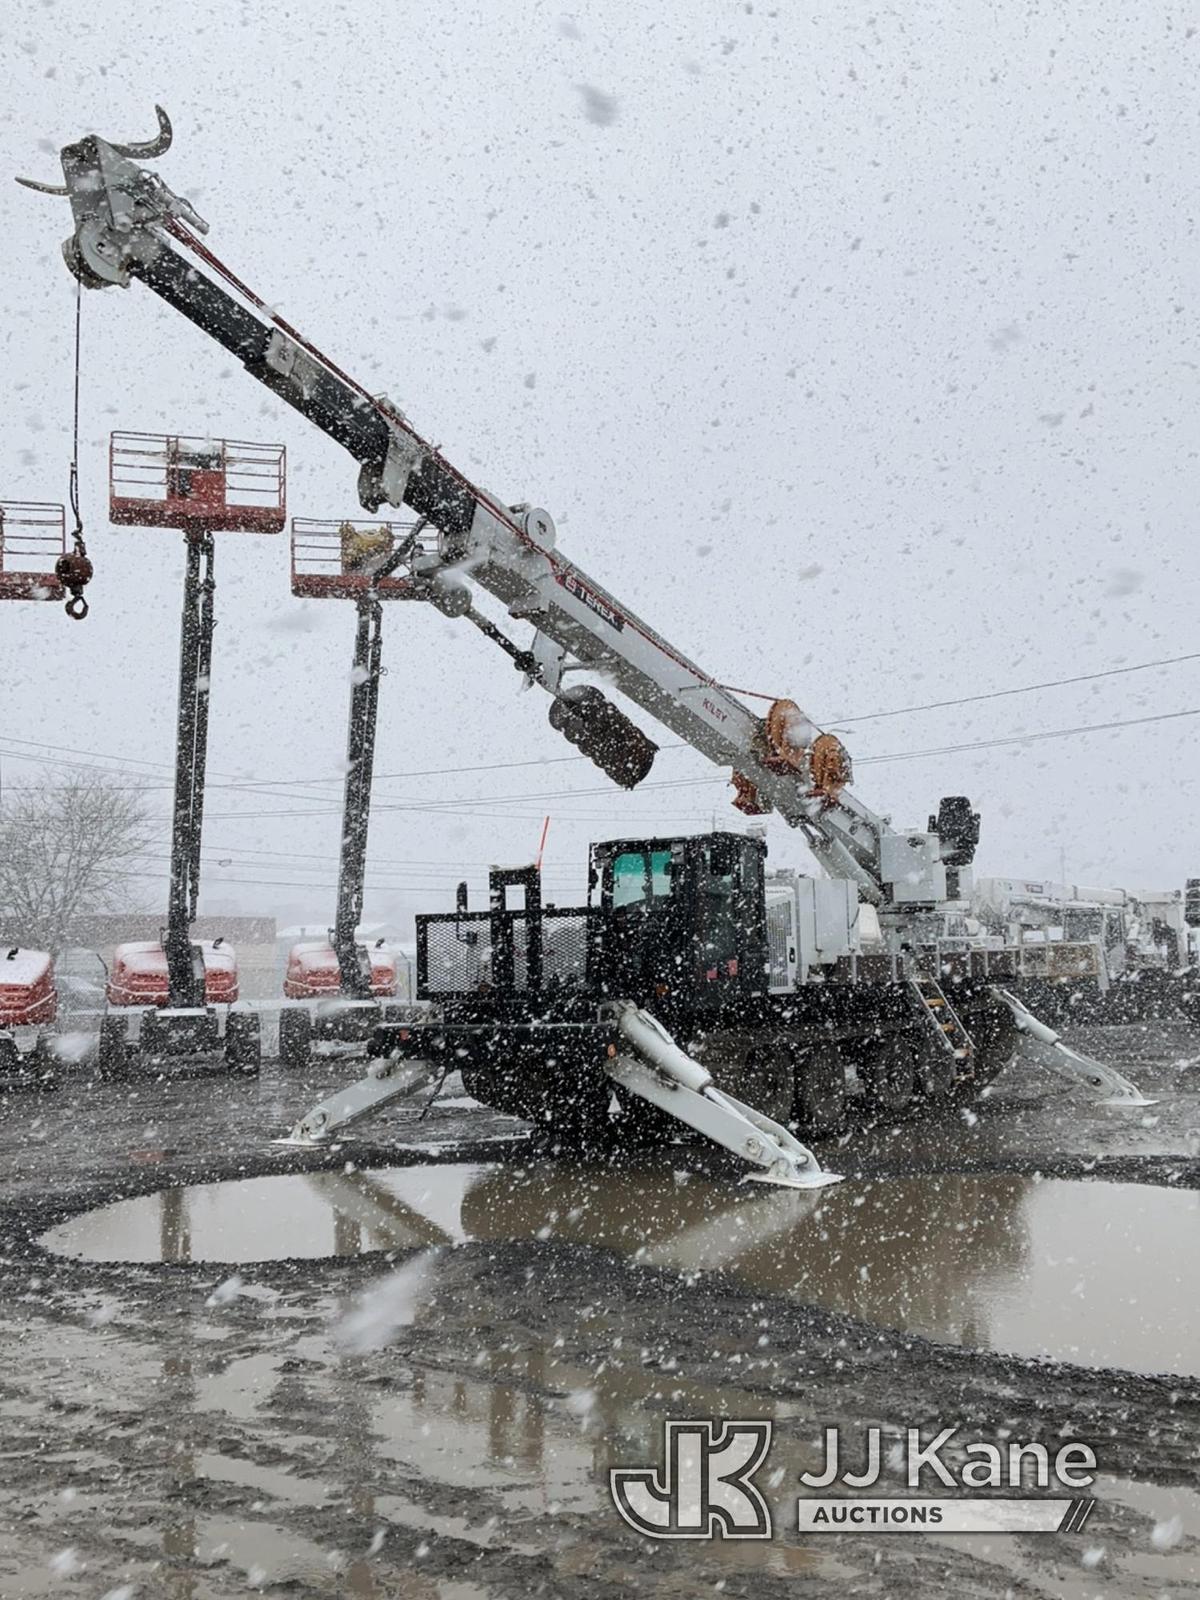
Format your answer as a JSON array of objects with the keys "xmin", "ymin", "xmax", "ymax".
[
  {"xmin": 610, "ymin": 1420, "xmax": 772, "ymax": 1540},
  {"xmin": 558, "ymin": 571, "xmax": 625, "ymax": 631}
]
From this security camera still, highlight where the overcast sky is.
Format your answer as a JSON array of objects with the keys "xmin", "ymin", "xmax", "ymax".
[{"xmin": 2, "ymin": 0, "xmax": 1198, "ymax": 934}]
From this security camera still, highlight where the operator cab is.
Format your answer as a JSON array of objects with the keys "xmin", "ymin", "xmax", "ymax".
[
  {"xmin": 588, "ymin": 831, "xmax": 767, "ymax": 1009},
  {"xmin": 415, "ymin": 830, "xmax": 770, "ymax": 1014}
]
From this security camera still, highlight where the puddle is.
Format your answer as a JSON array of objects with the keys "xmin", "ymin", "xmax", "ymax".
[{"xmin": 39, "ymin": 1163, "xmax": 1200, "ymax": 1376}]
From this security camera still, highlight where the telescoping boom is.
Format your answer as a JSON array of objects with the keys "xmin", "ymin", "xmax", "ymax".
[{"xmin": 19, "ymin": 108, "xmax": 978, "ymax": 934}]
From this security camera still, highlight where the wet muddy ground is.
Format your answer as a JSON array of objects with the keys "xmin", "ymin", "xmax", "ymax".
[{"xmin": 2, "ymin": 1020, "xmax": 1199, "ymax": 1598}]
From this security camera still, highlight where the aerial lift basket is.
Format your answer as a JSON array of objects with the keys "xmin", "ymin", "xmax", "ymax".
[
  {"xmin": 290, "ymin": 516, "xmax": 434, "ymax": 599},
  {"xmin": 284, "ymin": 940, "xmax": 398, "ymax": 1000},
  {"xmin": 0, "ymin": 949, "xmax": 57, "ymax": 1028},
  {"xmin": 0, "ymin": 502, "xmax": 67, "ymax": 601},
  {"xmin": 109, "ymin": 432, "xmax": 285, "ymax": 533}
]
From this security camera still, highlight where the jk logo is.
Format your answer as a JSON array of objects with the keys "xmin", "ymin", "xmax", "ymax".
[{"xmin": 609, "ymin": 1420, "xmax": 773, "ymax": 1540}]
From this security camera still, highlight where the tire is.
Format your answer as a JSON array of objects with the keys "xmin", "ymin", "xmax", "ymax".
[
  {"xmin": 914, "ymin": 1037, "xmax": 957, "ymax": 1105},
  {"xmin": 540, "ymin": 1088, "xmax": 648, "ymax": 1159},
  {"xmin": 736, "ymin": 1043, "xmax": 793, "ymax": 1127},
  {"xmin": 138, "ymin": 1007, "xmax": 162, "ymax": 1066},
  {"xmin": 278, "ymin": 1006, "xmax": 312, "ymax": 1070},
  {"xmin": 859, "ymin": 1034, "xmax": 917, "ymax": 1118},
  {"xmin": 793, "ymin": 1043, "xmax": 847, "ymax": 1137},
  {"xmin": 225, "ymin": 1010, "xmax": 261, "ymax": 1076},
  {"xmin": 97, "ymin": 1014, "xmax": 128, "ymax": 1081},
  {"xmin": 0, "ymin": 1034, "xmax": 20, "ymax": 1078},
  {"xmin": 29, "ymin": 1035, "xmax": 61, "ymax": 1092}
]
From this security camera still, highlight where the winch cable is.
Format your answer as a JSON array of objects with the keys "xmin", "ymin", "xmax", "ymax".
[{"xmin": 57, "ymin": 277, "xmax": 93, "ymax": 620}]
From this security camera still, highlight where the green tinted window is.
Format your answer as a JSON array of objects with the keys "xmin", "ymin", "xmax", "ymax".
[
  {"xmin": 612, "ymin": 849, "xmax": 675, "ymax": 907},
  {"xmin": 649, "ymin": 849, "xmax": 674, "ymax": 896},
  {"xmin": 612, "ymin": 852, "xmax": 648, "ymax": 908}
]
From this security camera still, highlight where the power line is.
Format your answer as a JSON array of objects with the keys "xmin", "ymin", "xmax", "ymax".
[
  {"xmin": 855, "ymin": 706, "xmax": 1200, "ymax": 765},
  {"xmin": 6, "ymin": 657, "xmax": 1200, "ymax": 826},
  {"xmin": 202, "ymin": 706, "xmax": 1200, "ymax": 818},
  {"xmin": 832, "ymin": 651, "xmax": 1200, "ymax": 726},
  {"xmin": 109, "ymin": 866, "xmax": 529, "ymax": 894},
  {"xmin": 0, "ymin": 739, "xmax": 342, "ymax": 810},
  {"xmin": 7, "ymin": 707, "xmax": 1198, "ymax": 828},
  {"xmin": 6, "ymin": 647, "xmax": 1199, "ymax": 797},
  {"xmin": 123, "ymin": 847, "xmax": 580, "ymax": 887}
]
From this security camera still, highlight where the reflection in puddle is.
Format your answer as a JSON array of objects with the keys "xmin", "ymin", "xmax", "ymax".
[
  {"xmin": 3, "ymin": 1288, "xmax": 1193, "ymax": 1599},
  {"xmin": 41, "ymin": 1163, "xmax": 1200, "ymax": 1376},
  {"xmin": 10, "ymin": 1174, "xmax": 1200, "ymax": 1600}
]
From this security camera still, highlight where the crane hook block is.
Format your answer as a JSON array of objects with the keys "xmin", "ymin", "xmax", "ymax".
[{"xmin": 55, "ymin": 548, "xmax": 93, "ymax": 621}]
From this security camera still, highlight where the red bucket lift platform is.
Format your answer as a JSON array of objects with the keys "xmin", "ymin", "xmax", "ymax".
[
  {"xmin": 290, "ymin": 516, "xmax": 435, "ymax": 599},
  {"xmin": 0, "ymin": 948, "xmax": 57, "ymax": 1028},
  {"xmin": 284, "ymin": 940, "xmax": 398, "ymax": 1000},
  {"xmin": 107, "ymin": 940, "xmax": 239, "ymax": 1008},
  {"xmin": 0, "ymin": 502, "xmax": 66, "ymax": 601},
  {"xmin": 110, "ymin": 432, "xmax": 285, "ymax": 533}
]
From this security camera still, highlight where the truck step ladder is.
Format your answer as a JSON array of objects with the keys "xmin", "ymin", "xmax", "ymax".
[{"xmin": 908, "ymin": 974, "xmax": 974, "ymax": 1065}]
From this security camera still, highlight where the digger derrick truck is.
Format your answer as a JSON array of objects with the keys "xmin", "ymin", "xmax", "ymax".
[
  {"xmin": 969, "ymin": 876, "xmax": 1200, "ymax": 1023},
  {"xmin": 20, "ymin": 109, "xmax": 1148, "ymax": 1182}
]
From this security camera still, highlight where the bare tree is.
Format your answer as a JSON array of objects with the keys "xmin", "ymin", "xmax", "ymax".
[{"xmin": 0, "ymin": 777, "xmax": 150, "ymax": 954}]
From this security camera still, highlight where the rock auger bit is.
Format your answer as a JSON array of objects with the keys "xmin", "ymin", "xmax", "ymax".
[
  {"xmin": 991, "ymin": 987, "xmax": 1154, "ymax": 1107},
  {"xmin": 607, "ymin": 1002, "xmax": 841, "ymax": 1189}
]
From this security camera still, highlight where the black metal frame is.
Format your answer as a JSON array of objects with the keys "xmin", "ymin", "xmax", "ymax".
[
  {"xmin": 413, "ymin": 832, "xmax": 770, "ymax": 1017},
  {"xmin": 331, "ymin": 593, "xmax": 384, "ymax": 998},
  {"xmin": 164, "ymin": 529, "xmax": 216, "ymax": 1008},
  {"xmin": 416, "ymin": 904, "xmax": 600, "ymax": 1001},
  {"xmin": 488, "ymin": 865, "xmax": 542, "ymax": 991}
]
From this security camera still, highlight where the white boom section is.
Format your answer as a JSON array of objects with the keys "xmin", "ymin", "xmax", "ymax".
[
  {"xmin": 411, "ymin": 509, "xmax": 911, "ymax": 905},
  {"xmin": 609, "ymin": 1004, "xmax": 841, "ymax": 1188},
  {"xmin": 301, "ymin": 1171, "xmax": 453, "ymax": 1248},
  {"xmin": 23, "ymin": 111, "xmax": 961, "ymax": 913},
  {"xmin": 991, "ymin": 988, "xmax": 1155, "ymax": 1107},
  {"xmin": 278, "ymin": 1054, "xmax": 443, "ymax": 1145}
]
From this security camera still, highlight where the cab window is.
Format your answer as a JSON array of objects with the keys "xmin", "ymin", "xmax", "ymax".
[
  {"xmin": 699, "ymin": 842, "xmax": 739, "ymax": 964},
  {"xmin": 610, "ymin": 849, "xmax": 675, "ymax": 908}
]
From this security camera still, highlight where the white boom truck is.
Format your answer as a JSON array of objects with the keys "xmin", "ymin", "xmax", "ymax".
[
  {"xmin": 970, "ymin": 876, "xmax": 1200, "ymax": 1020},
  {"xmin": 18, "ymin": 110, "xmax": 1148, "ymax": 1184}
]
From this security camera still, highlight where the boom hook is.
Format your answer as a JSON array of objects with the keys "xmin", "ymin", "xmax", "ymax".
[{"xmin": 14, "ymin": 175, "xmax": 68, "ymax": 196}]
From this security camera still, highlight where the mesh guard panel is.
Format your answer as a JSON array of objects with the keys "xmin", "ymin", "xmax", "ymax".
[{"xmin": 418, "ymin": 909, "xmax": 593, "ymax": 998}]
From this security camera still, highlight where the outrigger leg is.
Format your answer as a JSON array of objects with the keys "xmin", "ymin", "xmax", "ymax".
[
  {"xmin": 277, "ymin": 1053, "xmax": 443, "ymax": 1146},
  {"xmin": 991, "ymin": 987, "xmax": 1155, "ymax": 1107},
  {"xmin": 278, "ymin": 1005, "xmax": 840, "ymax": 1186},
  {"xmin": 606, "ymin": 1003, "xmax": 841, "ymax": 1188}
]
